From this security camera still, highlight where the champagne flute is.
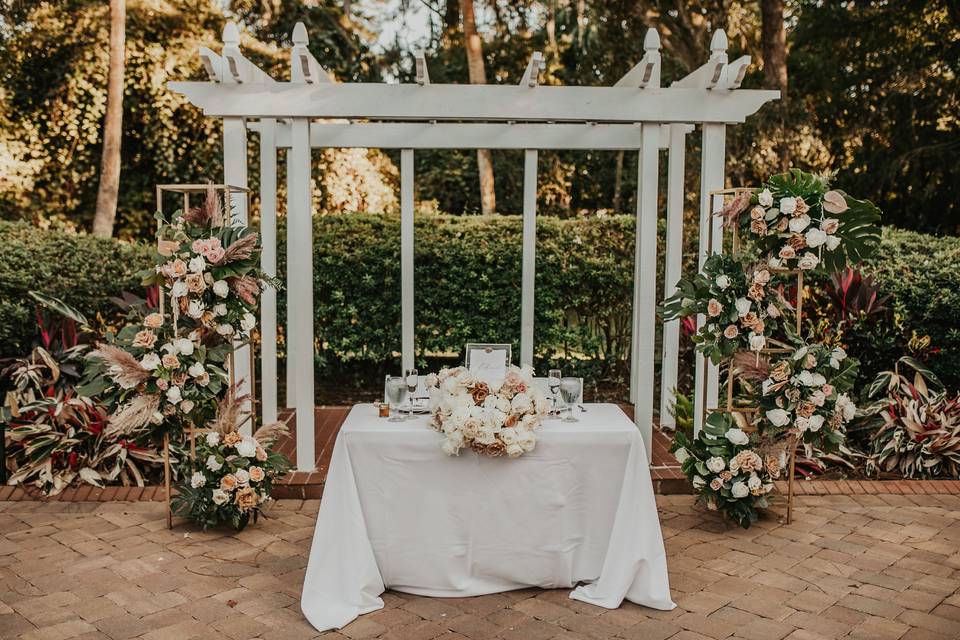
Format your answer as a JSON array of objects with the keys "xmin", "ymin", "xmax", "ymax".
[
  {"xmin": 559, "ymin": 377, "xmax": 581, "ymax": 423},
  {"xmin": 385, "ymin": 376, "xmax": 408, "ymax": 423},
  {"xmin": 404, "ymin": 368, "xmax": 419, "ymax": 419},
  {"xmin": 547, "ymin": 369, "xmax": 562, "ymax": 419}
]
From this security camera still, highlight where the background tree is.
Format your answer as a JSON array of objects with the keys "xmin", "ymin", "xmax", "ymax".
[
  {"xmin": 460, "ymin": 0, "xmax": 497, "ymax": 214},
  {"xmin": 92, "ymin": 0, "xmax": 126, "ymax": 237}
]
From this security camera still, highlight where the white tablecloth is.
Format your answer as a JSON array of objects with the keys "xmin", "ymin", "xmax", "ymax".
[{"xmin": 300, "ymin": 403, "xmax": 675, "ymax": 632}]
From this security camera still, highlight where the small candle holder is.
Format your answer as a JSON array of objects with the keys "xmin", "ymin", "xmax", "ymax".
[{"xmin": 376, "ymin": 402, "xmax": 391, "ymax": 418}]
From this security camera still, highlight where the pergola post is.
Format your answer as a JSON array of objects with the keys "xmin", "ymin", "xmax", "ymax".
[
  {"xmin": 520, "ymin": 149, "xmax": 538, "ymax": 368},
  {"xmin": 288, "ymin": 23, "xmax": 316, "ymax": 470},
  {"xmin": 400, "ymin": 148, "xmax": 415, "ymax": 371},
  {"xmin": 258, "ymin": 118, "xmax": 278, "ymax": 425},
  {"xmin": 659, "ymin": 125, "xmax": 690, "ymax": 430}
]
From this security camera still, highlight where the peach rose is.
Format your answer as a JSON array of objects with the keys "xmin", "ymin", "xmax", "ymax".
[
  {"xmin": 161, "ymin": 353, "xmax": 180, "ymax": 369},
  {"xmin": 234, "ymin": 486, "xmax": 258, "ymax": 512},
  {"xmin": 778, "ymin": 245, "xmax": 796, "ymax": 260},
  {"xmin": 248, "ymin": 466, "xmax": 265, "ymax": 483},
  {"xmin": 741, "ymin": 312, "xmax": 759, "ymax": 330},
  {"xmin": 750, "ymin": 219, "xmax": 768, "ymax": 235},
  {"xmin": 223, "ymin": 431, "xmax": 243, "ymax": 447},
  {"xmin": 204, "ymin": 246, "xmax": 226, "ymax": 264},
  {"xmin": 255, "ymin": 446, "xmax": 268, "ymax": 462},
  {"xmin": 796, "ymin": 401, "xmax": 816, "ymax": 418},
  {"xmin": 185, "ymin": 273, "xmax": 206, "ymax": 294},
  {"xmin": 821, "ymin": 218, "xmax": 840, "ymax": 234},
  {"xmin": 707, "ymin": 298, "xmax": 723, "ymax": 317},
  {"xmin": 169, "ymin": 259, "xmax": 188, "ymax": 278},
  {"xmin": 750, "ymin": 206, "xmax": 765, "ymax": 221},
  {"xmin": 753, "ymin": 269, "xmax": 771, "ymax": 285},
  {"xmin": 220, "ymin": 474, "xmax": 237, "ymax": 491},
  {"xmin": 133, "ymin": 330, "xmax": 157, "ymax": 349},
  {"xmin": 144, "ymin": 313, "xmax": 164, "ymax": 329},
  {"xmin": 747, "ymin": 283, "xmax": 766, "ymax": 302},
  {"xmin": 709, "ymin": 478, "xmax": 723, "ymax": 491},
  {"xmin": 794, "ymin": 196, "xmax": 810, "ymax": 216},
  {"xmin": 770, "ymin": 361, "xmax": 791, "ymax": 382},
  {"xmin": 821, "ymin": 384, "xmax": 835, "ymax": 397},
  {"xmin": 503, "ymin": 414, "xmax": 518, "ymax": 428},
  {"xmin": 723, "ymin": 325, "xmax": 739, "ymax": 339},
  {"xmin": 788, "ymin": 234, "xmax": 807, "ymax": 251}
]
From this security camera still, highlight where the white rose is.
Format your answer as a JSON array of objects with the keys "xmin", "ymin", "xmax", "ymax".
[
  {"xmin": 758, "ymin": 188, "xmax": 774, "ymax": 207},
  {"xmin": 170, "ymin": 281, "xmax": 188, "ymax": 298},
  {"xmin": 748, "ymin": 474, "xmax": 762, "ymax": 490},
  {"xmin": 187, "ymin": 299, "xmax": 205, "ymax": 318},
  {"xmin": 715, "ymin": 275, "xmax": 731, "ymax": 290},
  {"xmin": 206, "ymin": 431, "xmax": 220, "ymax": 447},
  {"xmin": 749, "ymin": 333, "xmax": 766, "ymax": 351},
  {"xmin": 206, "ymin": 455, "xmax": 222, "ymax": 472},
  {"xmin": 441, "ymin": 438, "xmax": 461, "ymax": 456},
  {"xmin": 692, "ymin": 475, "xmax": 706, "ymax": 490},
  {"xmin": 795, "ymin": 416, "xmax": 810, "ymax": 432},
  {"xmin": 766, "ymin": 302, "xmax": 780, "ymax": 318},
  {"xmin": 830, "ymin": 347, "xmax": 847, "ymax": 368},
  {"xmin": 805, "ymin": 227, "xmax": 828, "ymax": 248},
  {"xmin": 797, "ymin": 370, "xmax": 815, "ymax": 386},
  {"xmin": 240, "ymin": 312, "xmax": 256, "ymax": 333},
  {"xmin": 236, "ymin": 436, "xmax": 258, "ymax": 458},
  {"xmin": 797, "ymin": 252, "xmax": 820, "ymax": 270},
  {"xmin": 511, "ymin": 392, "xmax": 533, "ymax": 414},
  {"xmin": 811, "ymin": 373, "xmax": 826, "ymax": 386},
  {"xmin": 213, "ymin": 280, "xmax": 230, "ymax": 298},
  {"xmin": 213, "ymin": 303, "xmax": 228, "ymax": 317},
  {"xmin": 768, "ymin": 257, "xmax": 783, "ymax": 268},
  {"xmin": 188, "ymin": 256, "xmax": 206, "ymax": 274},
  {"xmin": 190, "ymin": 472, "xmax": 206, "ymax": 489},
  {"xmin": 189, "ymin": 362, "xmax": 206, "ymax": 378},
  {"xmin": 174, "ymin": 337, "xmax": 194, "ymax": 356},
  {"xmin": 837, "ymin": 393, "xmax": 857, "ymax": 421},
  {"xmin": 725, "ymin": 428, "xmax": 750, "ymax": 446},
  {"xmin": 674, "ymin": 448, "xmax": 690, "ymax": 464},
  {"xmin": 780, "ymin": 197, "xmax": 797, "ymax": 215},
  {"xmin": 212, "ymin": 489, "xmax": 229, "ymax": 505},
  {"xmin": 150, "ymin": 411, "xmax": 164, "ymax": 425},
  {"xmin": 140, "ymin": 352, "xmax": 161, "ymax": 370},
  {"xmin": 731, "ymin": 482, "xmax": 749, "ymax": 498},
  {"xmin": 706, "ymin": 456, "xmax": 726, "ymax": 473},
  {"xmin": 234, "ymin": 469, "xmax": 250, "ymax": 484},
  {"xmin": 217, "ymin": 324, "xmax": 235, "ymax": 336},
  {"xmin": 766, "ymin": 408, "xmax": 790, "ymax": 427},
  {"xmin": 810, "ymin": 390, "xmax": 826, "ymax": 407},
  {"xmin": 179, "ymin": 399, "xmax": 195, "ymax": 414},
  {"xmin": 166, "ymin": 386, "xmax": 182, "ymax": 403},
  {"xmin": 825, "ymin": 235, "xmax": 841, "ymax": 251},
  {"xmin": 762, "ymin": 379, "xmax": 774, "ymax": 395},
  {"xmin": 735, "ymin": 298, "xmax": 752, "ymax": 317},
  {"xmin": 807, "ymin": 415, "xmax": 825, "ymax": 432},
  {"xmin": 788, "ymin": 213, "xmax": 810, "ymax": 233},
  {"xmin": 506, "ymin": 443, "xmax": 524, "ymax": 458}
]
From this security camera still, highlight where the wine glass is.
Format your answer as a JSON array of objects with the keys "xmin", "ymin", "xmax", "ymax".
[
  {"xmin": 404, "ymin": 368, "xmax": 419, "ymax": 419},
  {"xmin": 547, "ymin": 369, "xmax": 562, "ymax": 419},
  {"xmin": 385, "ymin": 376, "xmax": 408, "ymax": 423},
  {"xmin": 559, "ymin": 377, "xmax": 581, "ymax": 423}
]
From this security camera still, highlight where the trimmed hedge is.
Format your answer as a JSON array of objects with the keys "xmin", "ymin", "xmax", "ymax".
[{"xmin": 0, "ymin": 221, "xmax": 152, "ymax": 355}]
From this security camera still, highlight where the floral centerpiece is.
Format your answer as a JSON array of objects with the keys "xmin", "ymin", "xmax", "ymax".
[
  {"xmin": 670, "ymin": 411, "xmax": 779, "ymax": 528},
  {"xmin": 720, "ymin": 169, "xmax": 881, "ymax": 273},
  {"xmin": 660, "ymin": 254, "xmax": 791, "ymax": 364},
  {"xmin": 170, "ymin": 391, "xmax": 291, "ymax": 530},
  {"xmin": 425, "ymin": 365, "xmax": 550, "ymax": 458},
  {"xmin": 758, "ymin": 343, "xmax": 859, "ymax": 450}
]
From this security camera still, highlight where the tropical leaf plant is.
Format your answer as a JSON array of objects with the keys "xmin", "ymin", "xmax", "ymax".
[{"xmin": 858, "ymin": 357, "xmax": 960, "ymax": 479}]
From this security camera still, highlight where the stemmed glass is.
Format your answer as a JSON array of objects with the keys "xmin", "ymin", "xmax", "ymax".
[
  {"xmin": 404, "ymin": 368, "xmax": 419, "ymax": 419},
  {"xmin": 559, "ymin": 377, "xmax": 582, "ymax": 423},
  {"xmin": 547, "ymin": 369, "xmax": 562, "ymax": 419},
  {"xmin": 385, "ymin": 376, "xmax": 408, "ymax": 423}
]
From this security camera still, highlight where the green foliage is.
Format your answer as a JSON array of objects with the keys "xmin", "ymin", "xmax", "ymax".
[
  {"xmin": 0, "ymin": 221, "xmax": 152, "ymax": 356},
  {"xmin": 864, "ymin": 228, "xmax": 960, "ymax": 390}
]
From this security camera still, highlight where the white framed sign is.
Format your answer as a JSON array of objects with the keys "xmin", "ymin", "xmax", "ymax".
[{"xmin": 465, "ymin": 343, "xmax": 511, "ymax": 386}]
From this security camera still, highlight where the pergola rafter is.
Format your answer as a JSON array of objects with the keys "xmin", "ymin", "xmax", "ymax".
[{"xmin": 169, "ymin": 21, "xmax": 779, "ymax": 471}]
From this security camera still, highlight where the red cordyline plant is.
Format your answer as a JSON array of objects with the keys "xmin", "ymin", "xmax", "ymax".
[
  {"xmin": 826, "ymin": 267, "xmax": 890, "ymax": 323},
  {"xmin": 2, "ymin": 293, "xmax": 162, "ymax": 494},
  {"xmin": 860, "ymin": 357, "xmax": 960, "ymax": 479}
]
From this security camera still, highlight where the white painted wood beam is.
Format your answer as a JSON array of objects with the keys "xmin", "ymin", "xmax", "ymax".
[
  {"xmin": 221, "ymin": 22, "xmax": 275, "ymax": 85},
  {"xmin": 671, "ymin": 30, "xmax": 729, "ymax": 90},
  {"xmin": 292, "ymin": 22, "xmax": 333, "ymax": 84},
  {"xmin": 520, "ymin": 150, "xmax": 537, "ymax": 367},
  {"xmin": 415, "ymin": 50, "xmax": 430, "ymax": 85},
  {"xmin": 520, "ymin": 51, "xmax": 544, "ymax": 88},
  {"xmin": 659, "ymin": 124, "xmax": 688, "ymax": 430},
  {"xmin": 614, "ymin": 28, "xmax": 661, "ymax": 88},
  {"xmin": 400, "ymin": 149, "xmax": 415, "ymax": 372},
  {"xmin": 258, "ymin": 118, "xmax": 279, "ymax": 426},
  {"xmin": 168, "ymin": 82, "xmax": 779, "ymax": 124}
]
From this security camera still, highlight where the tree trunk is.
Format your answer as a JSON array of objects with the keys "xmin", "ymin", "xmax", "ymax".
[
  {"xmin": 761, "ymin": 0, "xmax": 789, "ymax": 171},
  {"xmin": 444, "ymin": 0, "xmax": 459, "ymax": 36},
  {"xmin": 460, "ymin": 0, "xmax": 496, "ymax": 214},
  {"xmin": 92, "ymin": 0, "xmax": 125, "ymax": 237},
  {"xmin": 612, "ymin": 150, "xmax": 624, "ymax": 213}
]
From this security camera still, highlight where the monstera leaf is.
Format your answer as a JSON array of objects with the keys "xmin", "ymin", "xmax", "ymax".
[
  {"xmin": 821, "ymin": 193, "xmax": 882, "ymax": 272},
  {"xmin": 764, "ymin": 169, "xmax": 830, "ymax": 200}
]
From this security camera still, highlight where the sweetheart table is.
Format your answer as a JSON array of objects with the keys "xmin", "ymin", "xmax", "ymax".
[{"xmin": 300, "ymin": 403, "xmax": 675, "ymax": 632}]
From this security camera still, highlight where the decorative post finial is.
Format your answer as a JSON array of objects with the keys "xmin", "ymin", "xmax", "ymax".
[
  {"xmin": 643, "ymin": 27, "xmax": 661, "ymax": 53},
  {"xmin": 710, "ymin": 29, "xmax": 728, "ymax": 54},
  {"xmin": 222, "ymin": 21, "xmax": 240, "ymax": 46},
  {"xmin": 292, "ymin": 22, "xmax": 309, "ymax": 46}
]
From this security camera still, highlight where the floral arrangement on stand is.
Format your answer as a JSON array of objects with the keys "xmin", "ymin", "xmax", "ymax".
[
  {"xmin": 758, "ymin": 343, "xmax": 859, "ymax": 451},
  {"xmin": 425, "ymin": 365, "xmax": 550, "ymax": 458},
  {"xmin": 721, "ymin": 169, "xmax": 881, "ymax": 273},
  {"xmin": 170, "ymin": 391, "xmax": 291, "ymax": 530},
  {"xmin": 670, "ymin": 411, "xmax": 779, "ymax": 529},
  {"xmin": 660, "ymin": 254, "xmax": 791, "ymax": 363}
]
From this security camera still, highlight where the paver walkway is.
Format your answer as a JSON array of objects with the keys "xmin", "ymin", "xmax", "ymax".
[{"xmin": 2, "ymin": 495, "xmax": 960, "ymax": 640}]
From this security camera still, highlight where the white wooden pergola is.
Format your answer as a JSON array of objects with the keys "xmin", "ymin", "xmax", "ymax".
[{"xmin": 170, "ymin": 22, "xmax": 778, "ymax": 471}]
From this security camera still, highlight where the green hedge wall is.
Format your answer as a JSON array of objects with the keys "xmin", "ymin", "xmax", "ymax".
[{"xmin": 0, "ymin": 221, "xmax": 152, "ymax": 355}]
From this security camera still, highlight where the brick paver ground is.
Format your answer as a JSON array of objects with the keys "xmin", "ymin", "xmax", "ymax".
[{"xmin": 2, "ymin": 494, "xmax": 960, "ymax": 640}]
